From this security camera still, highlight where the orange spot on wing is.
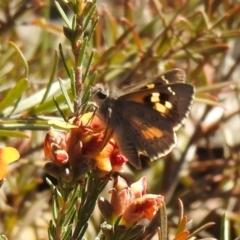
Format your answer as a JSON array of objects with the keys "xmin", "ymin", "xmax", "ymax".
[
  {"xmin": 141, "ymin": 126, "xmax": 163, "ymax": 139},
  {"xmin": 131, "ymin": 118, "xmax": 163, "ymax": 140}
]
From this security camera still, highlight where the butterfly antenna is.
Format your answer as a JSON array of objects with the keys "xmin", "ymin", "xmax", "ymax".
[
  {"xmin": 76, "ymin": 85, "xmax": 103, "ymax": 114},
  {"xmin": 67, "ymin": 91, "xmax": 96, "ymax": 122}
]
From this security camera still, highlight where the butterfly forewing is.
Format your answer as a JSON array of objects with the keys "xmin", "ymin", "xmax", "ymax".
[{"xmin": 119, "ymin": 83, "xmax": 194, "ymax": 129}]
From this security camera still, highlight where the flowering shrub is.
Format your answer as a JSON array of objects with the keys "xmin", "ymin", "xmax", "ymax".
[{"xmin": 1, "ymin": 0, "xmax": 239, "ymax": 239}]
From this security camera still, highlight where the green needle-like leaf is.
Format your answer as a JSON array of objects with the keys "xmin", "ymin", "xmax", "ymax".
[
  {"xmin": 0, "ymin": 78, "xmax": 28, "ymax": 113},
  {"xmin": 0, "ymin": 130, "xmax": 29, "ymax": 138}
]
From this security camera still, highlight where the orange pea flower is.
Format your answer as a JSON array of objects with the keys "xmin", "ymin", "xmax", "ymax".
[
  {"xmin": 44, "ymin": 112, "xmax": 127, "ymax": 180},
  {"xmin": 0, "ymin": 147, "xmax": 20, "ymax": 182},
  {"xmin": 98, "ymin": 176, "xmax": 164, "ymax": 227},
  {"xmin": 120, "ymin": 193, "xmax": 164, "ymax": 226}
]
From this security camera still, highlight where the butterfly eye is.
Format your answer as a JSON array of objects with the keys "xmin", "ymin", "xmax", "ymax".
[
  {"xmin": 96, "ymin": 89, "xmax": 108, "ymax": 100},
  {"xmin": 91, "ymin": 83, "xmax": 109, "ymax": 101}
]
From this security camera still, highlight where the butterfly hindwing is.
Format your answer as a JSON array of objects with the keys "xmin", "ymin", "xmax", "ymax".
[
  {"xmin": 111, "ymin": 101, "xmax": 177, "ymax": 168},
  {"xmin": 120, "ymin": 68, "xmax": 186, "ymax": 94},
  {"xmin": 147, "ymin": 68, "xmax": 186, "ymax": 85},
  {"xmin": 112, "ymin": 117, "xmax": 143, "ymax": 169}
]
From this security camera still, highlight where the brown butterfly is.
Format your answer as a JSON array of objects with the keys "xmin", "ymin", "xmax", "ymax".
[{"xmin": 92, "ymin": 69, "xmax": 194, "ymax": 169}]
